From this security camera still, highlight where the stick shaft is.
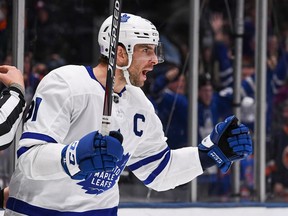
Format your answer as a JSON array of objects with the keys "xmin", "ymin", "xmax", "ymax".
[{"xmin": 101, "ymin": 0, "xmax": 122, "ymax": 135}]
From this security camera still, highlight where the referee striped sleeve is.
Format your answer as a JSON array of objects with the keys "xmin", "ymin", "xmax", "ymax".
[{"xmin": 0, "ymin": 86, "xmax": 25, "ymax": 150}]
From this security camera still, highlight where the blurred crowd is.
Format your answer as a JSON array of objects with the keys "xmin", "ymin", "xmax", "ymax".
[{"xmin": 1, "ymin": 0, "xmax": 288, "ymax": 202}]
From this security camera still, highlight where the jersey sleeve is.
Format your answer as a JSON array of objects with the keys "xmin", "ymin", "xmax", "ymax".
[
  {"xmin": 127, "ymin": 110, "xmax": 203, "ymax": 191},
  {"xmin": 18, "ymin": 71, "xmax": 73, "ymax": 180},
  {"xmin": 0, "ymin": 86, "xmax": 25, "ymax": 150}
]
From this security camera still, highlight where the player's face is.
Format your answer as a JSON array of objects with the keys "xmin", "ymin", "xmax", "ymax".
[{"xmin": 128, "ymin": 44, "xmax": 158, "ymax": 87}]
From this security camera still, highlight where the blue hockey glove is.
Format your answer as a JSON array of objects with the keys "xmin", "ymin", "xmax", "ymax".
[
  {"xmin": 198, "ymin": 115, "xmax": 253, "ymax": 173},
  {"xmin": 61, "ymin": 130, "xmax": 124, "ymax": 180}
]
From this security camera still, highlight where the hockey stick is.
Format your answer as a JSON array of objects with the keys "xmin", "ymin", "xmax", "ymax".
[{"xmin": 101, "ymin": 0, "xmax": 123, "ymax": 136}]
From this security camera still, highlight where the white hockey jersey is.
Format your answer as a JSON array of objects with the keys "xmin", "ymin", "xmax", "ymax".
[{"xmin": 5, "ymin": 65, "xmax": 203, "ymax": 215}]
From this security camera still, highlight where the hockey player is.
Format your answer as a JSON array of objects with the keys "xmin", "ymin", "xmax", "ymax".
[
  {"xmin": 5, "ymin": 13, "xmax": 252, "ymax": 215},
  {"xmin": 0, "ymin": 65, "xmax": 25, "ymax": 209}
]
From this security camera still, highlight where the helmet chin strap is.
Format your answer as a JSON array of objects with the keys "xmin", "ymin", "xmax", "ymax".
[
  {"xmin": 123, "ymin": 69, "xmax": 132, "ymax": 85},
  {"xmin": 116, "ymin": 53, "xmax": 133, "ymax": 85}
]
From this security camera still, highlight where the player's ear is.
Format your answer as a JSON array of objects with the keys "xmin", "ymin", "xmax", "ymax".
[{"xmin": 116, "ymin": 45, "xmax": 128, "ymax": 67}]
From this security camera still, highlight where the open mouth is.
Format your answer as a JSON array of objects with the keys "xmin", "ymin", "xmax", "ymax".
[{"xmin": 142, "ymin": 70, "xmax": 148, "ymax": 79}]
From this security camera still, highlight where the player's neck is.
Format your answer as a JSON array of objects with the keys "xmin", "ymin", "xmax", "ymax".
[{"xmin": 93, "ymin": 64, "xmax": 126, "ymax": 93}]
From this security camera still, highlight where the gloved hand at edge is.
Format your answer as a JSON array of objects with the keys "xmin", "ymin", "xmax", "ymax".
[{"xmin": 198, "ymin": 115, "xmax": 253, "ymax": 173}]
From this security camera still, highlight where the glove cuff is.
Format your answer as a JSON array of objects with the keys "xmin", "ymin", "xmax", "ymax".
[
  {"xmin": 198, "ymin": 142, "xmax": 232, "ymax": 173},
  {"xmin": 61, "ymin": 142, "xmax": 82, "ymax": 179},
  {"xmin": 208, "ymin": 146, "xmax": 232, "ymax": 173},
  {"xmin": 198, "ymin": 149, "xmax": 217, "ymax": 170}
]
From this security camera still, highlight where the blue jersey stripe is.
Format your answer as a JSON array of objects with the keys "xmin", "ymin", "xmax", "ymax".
[
  {"xmin": 128, "ymin": 147, "xmax": 170, "ymax": 171},
  {"xmin": 18, "ymin": 132, "xmax": 58, "ymax": 158},
  {"xmin": 7, "ymin": 197, "xmax": 118, "ymax": 216},
  {"xmin": 84, "ymin": 65, "xmax": 126, "ymax": 96},
  {"xmin": 17, "ymin": 146, "xmax": 33, "ymax": 158},
  {"xmin": 85, "ymin": 65, "xmax": 96, "ymax": 80},
  {"xmin": 20, "ymin": 132, "xmax": 57, "ymax": 143},
  {"xmin": 143, "ymin": 150, "xmax": 171, "ymax": 185}
]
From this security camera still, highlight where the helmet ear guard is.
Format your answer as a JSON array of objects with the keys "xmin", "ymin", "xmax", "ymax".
[{"xmin": 98, "ymin": 13, "xmax": 164, "ymax": 68}]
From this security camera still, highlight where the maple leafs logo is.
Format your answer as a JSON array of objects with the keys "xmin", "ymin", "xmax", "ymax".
[
  {"xmin": 121, "ymin": 14, "xmax": 130, "ymax": 23},
  {"xmin": 77, "ymin": 153, "xmax": 130, "ymax": 195}
]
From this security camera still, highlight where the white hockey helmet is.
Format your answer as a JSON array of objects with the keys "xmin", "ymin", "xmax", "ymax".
[{"xmin": 98, "ymin": 13, "xmax": 164, "ymax": 68}]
